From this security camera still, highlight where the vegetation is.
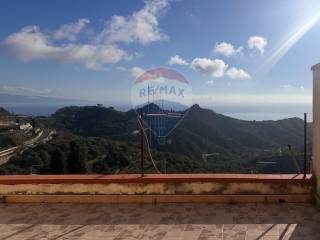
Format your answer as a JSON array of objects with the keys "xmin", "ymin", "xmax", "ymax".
[
  {"xmin": 0, "ymin": 107, "xmax": 10, "ymax": 119},
  {"xmin": 50, "ymin": 148, "xmax": 66, "ymax": 174},
  {"xmin": 67, "ymin": 141, "xmax": 87, "ymax": 173},
  {"xmin": 0, "ymin": 105, "xmax": 311, "ymax": 174}
]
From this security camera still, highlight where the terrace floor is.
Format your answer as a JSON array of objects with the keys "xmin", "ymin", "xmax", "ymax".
[{"xmin": 0, "ymin": 203, "xmax": 319, "ymax": 240}]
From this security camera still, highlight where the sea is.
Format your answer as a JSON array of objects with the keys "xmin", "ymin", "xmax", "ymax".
[
  {"xmin": 2, "ymin": 104, "xmax": 312, "ymax": 121},
  {"xmin": 3, "ymin": 105, "xmax": 67, "ymax": 117}
]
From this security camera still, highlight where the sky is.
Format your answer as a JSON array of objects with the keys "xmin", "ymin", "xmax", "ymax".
[{"xmin": 1, "ymin": 0, "xmax": 320, "ymax": 119}]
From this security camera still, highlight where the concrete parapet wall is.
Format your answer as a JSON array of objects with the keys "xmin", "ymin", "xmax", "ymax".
[
  {"xmin": 0, "ymin": 174, "xmax": 313, "ymax": 203},
  {"xmin": 1, "ymin": 194, "xmax": 312, "ymax": 204},
  {"xmin": 0, "ymin": 182, "xmax": 312, "ymax": 196}
]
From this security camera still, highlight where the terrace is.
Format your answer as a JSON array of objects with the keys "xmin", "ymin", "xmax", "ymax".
[
  {"xmin": 0, "ymin": 202, "xmax": 318, "ymax": 239},
  {"xmin": 0, "ymin": 155, "xmax": 316, "ymax": 240},
  {"xmin": 0, "ymin": 64, "xmax": 319, "ymax": 240},
  {"xmin": 0, "ymin": 173, "xmax": 317, "ymax": 239}
]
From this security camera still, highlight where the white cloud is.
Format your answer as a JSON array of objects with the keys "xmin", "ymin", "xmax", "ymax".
[
  {"xmin": 281, "ymin": 84, "xmax": 305, "ymax": 91},
  {"xmin": 0, "ymin": 85, "xmax": 59, "ymax": 97},
  {"xmin": 117, "ymin": 66, "xmax": 127, "ymax": 71},
  {"xmin": 53, "ymin": 18, "xmax": 90, "ymax": 41},
  {"xmin": 235, "ymin": 46, "xmax": 244, "ymax": 55},
  {"xmin": 191, "ymin": 58, "xmax": 228, "ymax": 78},
  {"xmin": 4, "ymin": 26, "xmax": 57, "ymax": 61},
  {"xmin": 131, "ymin": 66, "xmax": 145, "ymax": 78},
  {"xmin": 206, "ymin": 80, "xmax": 214, "ymax": 85},
  {"xmin": 2, "ymin": 0, "xmax": 172, "ymax": 70},
  {"xmin": 214, "ymin": 42, "xmax": 243, "ymax": 57},
  {"xmin": 3, "ymin": 26, "xmax": 130, "ymax": 70},
  {"xmin": 248, "ymin": 36, "xmax": 267, "ymax": 55},
  {"xmin": 281, "ymin": 84, "xmax": 292, "ymax": 89},
  {"xmin": 226, "ymin": 67, "xmax": 251, "ymax": 79},
  {"xmin": 168, "ymin": 55, "xmax": 188, "ymax": 65},
  {"xmin": 96, "ymin": 0, "xmax": 169, "ymax": 45},
  {"xmin": 194, "ymin": 94, "xmax": 312, "ymax": 106}
]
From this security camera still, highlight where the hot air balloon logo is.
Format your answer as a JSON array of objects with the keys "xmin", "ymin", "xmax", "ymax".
[{"xmin": 131, "ymin": 68, "xmax": 193, "ymax": 144}]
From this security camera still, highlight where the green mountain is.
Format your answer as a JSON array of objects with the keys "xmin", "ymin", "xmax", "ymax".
[
  {"xmin": 52, "ymin": 106, "xmax": 137, "ymax": 136},
  {"xmin": 0, "ymin": 107, "xmax": 10, "ymax": 117},
  {"xmin": 0, "ymin": 104, "xmax": 311, "ymax": 175},
  {"xmin": 163, "ymin": 104, "xmax": 310, "ymax": 157},
  {"xmin": 51, "ymin": 104, "xmax": 311, "ymax": 159},
  {"xmin": 0, "ymin": 107, "xmax": 11, "ymax": 122}
]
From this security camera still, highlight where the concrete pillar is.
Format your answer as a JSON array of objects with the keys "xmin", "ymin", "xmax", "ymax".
[{"xmin": 312, "ymin": 63, "xmax": 320, "ymax": 202}]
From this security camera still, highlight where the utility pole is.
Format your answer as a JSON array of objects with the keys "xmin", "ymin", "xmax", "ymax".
[
  {"xmin": 288, "ymin": 144, "xmax": 301, "ymax": 174},
  {"xmin": 139, "ymin": 109, "xmax": 144, "ymax": 177},
  {"xmin": 304, "ymin": 113, "xmax": 307, "ymax": 178}
]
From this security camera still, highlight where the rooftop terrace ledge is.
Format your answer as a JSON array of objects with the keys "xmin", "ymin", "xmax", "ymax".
[
  {"xmin": 0, "ymin": 173, "xmax": 313, "ymax": 184},
  {"xmin": 0, "ymin": 174, "xmax": 313, "ymax": 204}
]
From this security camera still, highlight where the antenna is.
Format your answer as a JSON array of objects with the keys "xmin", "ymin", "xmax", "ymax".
[{"xmin": 139, "ymin": 108, "xmax": 144, "ymax": 177}]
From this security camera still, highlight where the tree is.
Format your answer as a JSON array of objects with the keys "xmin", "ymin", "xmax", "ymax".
[
  {"xmin": 38, "ymin": 150, "xmax": 50, "ymax": 168},
  {"xmin": 50, "ymin": 148, "xmax": 67, "ymax": 174},
  {"xmin": 21, "ymin": 149, "xmax": 43, "ymax": 168},
  {"xmin": 91, "ymin": 150, "xmax": 129, "ymax": 174},
  {"xmin": 67, "ymin": 141, "xmax": 87, "ymax": 174},
  {"xmin": 92, "ymin": 160, "xmax": 110, "ymax": 174}
]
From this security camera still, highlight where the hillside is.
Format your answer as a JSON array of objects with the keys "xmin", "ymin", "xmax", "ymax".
[
  {"xmin": 0, "ymin": 107, "xmax": 10, "ymax": 117},
  {"xmin": 52, "ymin": 106, "xmax": 137, "ymax": 136},
  {"xmin": 0, "ymin": 104, "xmax": 311, "ymax": 175},
  {"xmin": 163, "ymin": 104, "xmax": 311, "ymax": 157},
  {"xmin": 51, "ymin": 104, "xmax": 311, "ymax": 159}
]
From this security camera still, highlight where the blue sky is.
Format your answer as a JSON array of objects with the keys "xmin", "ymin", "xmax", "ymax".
[{"xmin": 1, "ymin": 0, "xmax": 320, "ymax": 119}]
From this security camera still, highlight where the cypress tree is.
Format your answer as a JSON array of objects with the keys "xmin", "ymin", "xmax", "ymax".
[
  {"xmin": 67, "ymin": 141, "xmax": 87, "ymax": 173},
  {"xmin": 38, "ymin": 150, "xmax": 50, "ymax": 168},
  {"xmin": 50, "ymin": 148, "xmax": 67, "ymax": 174}
]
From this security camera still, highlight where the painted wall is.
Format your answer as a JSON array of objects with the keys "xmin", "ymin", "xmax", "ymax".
[{"xmin": 312, "ymin": 63, "xmax": 320, "ymax": 202}]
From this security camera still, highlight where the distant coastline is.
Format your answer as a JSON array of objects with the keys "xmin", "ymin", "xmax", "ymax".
[
  {"xmin": 1, "ymin": 103, "xmax": 311, "ymax": 122},
  {"xmin": 0, "ymin": 93, "xmax": 311, "ymax": 121}
]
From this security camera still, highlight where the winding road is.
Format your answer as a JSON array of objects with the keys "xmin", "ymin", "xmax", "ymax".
[{"xmin": 0, "ymin": 129, "xmax": 55, "ymax": 165}]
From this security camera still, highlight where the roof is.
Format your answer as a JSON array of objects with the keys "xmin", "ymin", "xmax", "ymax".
[
  {"xmin": 311, "ymin": 63, "xmax": 320, "ymax": 71},
  {"xmin": 0, "ymin": 202, "xmax": 318, "ymax": 239}
]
